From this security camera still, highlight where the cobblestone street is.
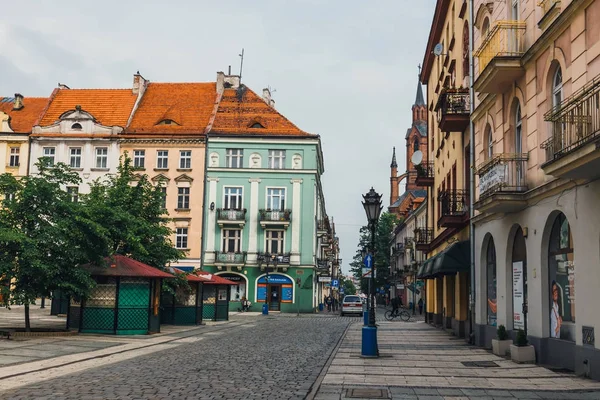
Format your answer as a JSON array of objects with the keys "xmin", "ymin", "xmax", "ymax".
[{"xmin": 0, "ymin": 315, "xmax": 350, "ymax": 399}]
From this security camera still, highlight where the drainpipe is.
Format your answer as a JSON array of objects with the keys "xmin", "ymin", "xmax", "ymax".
[
  {"xmin": 199, "ymin": 133, "xmax": 210, "ymax": 270},
  {"xmin": 468, "ymin": 0, "xmax": 476, "ymax": 345}
]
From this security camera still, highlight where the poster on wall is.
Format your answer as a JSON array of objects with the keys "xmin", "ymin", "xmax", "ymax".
[
  {"xmin": 218, "ymin": 274, "xmax": 246, "ymax": 302},
  {"xmin": 550, "ymin": 258, "xmax": 575, "ymax": 339},
  {"xmin": 513, "ymin": 261, "xmax": 524, "ymax": 330},
  {"xmin": 281, "ymin": 284, "xmax": 293, "ymax": 303}
]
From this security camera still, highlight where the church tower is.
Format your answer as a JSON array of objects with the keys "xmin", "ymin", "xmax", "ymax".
[{"xmin": 405, "ymin": 74, "xmax": 428, "ymax": 191}]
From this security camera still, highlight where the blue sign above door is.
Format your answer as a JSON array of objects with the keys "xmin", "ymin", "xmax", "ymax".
[{"xmin": 258, "ymin": 274, "xmax": 293, "ymax": 284}]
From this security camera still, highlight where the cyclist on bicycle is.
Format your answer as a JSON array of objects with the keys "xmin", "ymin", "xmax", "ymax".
[{"xmin": 391, "ymin": 294, "xmax": 400, "ymax": 316}]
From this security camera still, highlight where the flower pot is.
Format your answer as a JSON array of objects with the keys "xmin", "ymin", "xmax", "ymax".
[
  {"xmin": 492, "ymin": 339, "xmax": 512, "ymax": 356},
  {"xmin": 510, "ymin": 344, "xmax": 535, "ymax": 364}
]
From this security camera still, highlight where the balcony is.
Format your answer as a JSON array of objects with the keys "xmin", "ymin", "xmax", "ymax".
[
  {"xmin": 475, "ymin": 154, "xmax": 528, "ymax": 213},
  {"xmin": 317, "ymin": 219, "xmax": 328, "ymax": 236},
  {"xmin": 474, "ymin": 21, "xmax": 526, "ymax": 93},
  {"xmin": 216, "ymin": 208, "xmax": 247, "ymax": 227},
  {"xmin": 415, "ymin": 162, "xmax": 434, "ymax": 187},
  {"xmin": 214, "ymin": 251, "xmax": 247, "ymax": 267},
  {"xmin": 414, "ymin": 228, "xmax": 433, "ymax": 252},
  {"xmin": 257, "ymin": 252, "xmax": 291, "ymax": 271},
  {"xmin": 541, "ymin": 75, "xmax": 600, "ymax": 180},
  {"xmin": 316, "ymin": 259, "xmax": 330, "ymax": 275},
  {"xmin": 438, "ymin": 190, "xmax": 469, "ymax": 228},
  {"xmin": 435, "ymin": 88, "xmax": 470, "ymax": 133},
  {"xmin": 259, "ymin": 209, "xmax": 292, "ymax": 229}
]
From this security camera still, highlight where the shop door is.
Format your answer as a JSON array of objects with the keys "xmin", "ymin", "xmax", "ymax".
[{"xmin": 269, "ymin": 285, "xmax": 281, "ymax": 311}]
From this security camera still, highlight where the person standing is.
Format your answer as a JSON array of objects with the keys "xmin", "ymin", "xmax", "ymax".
[{"xmin": 418, "ymin": 298, "xmax": 424, "ymax": 315}]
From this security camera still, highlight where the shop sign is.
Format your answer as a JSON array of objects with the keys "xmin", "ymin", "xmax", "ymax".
[
  {"xmin": 318, "ymin": 276, "xmax": 332, "ymax": 283},
  {"xmin": 396, "ymin": 284, "xmax": 405, "ymax": 289}
]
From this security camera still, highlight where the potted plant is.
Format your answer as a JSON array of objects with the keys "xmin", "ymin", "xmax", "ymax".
[
  {"xmin": 510, "ymin": 329, "xmax": 536, "ymax": 363},
  {"xmin": 492, "ymin": 325, "xmax": 512, "ymax": 356}
]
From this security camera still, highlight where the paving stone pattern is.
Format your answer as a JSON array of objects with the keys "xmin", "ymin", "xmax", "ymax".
[{"xmin": 1, "ymin": 316, "xmax": 350, "ymax": 400}]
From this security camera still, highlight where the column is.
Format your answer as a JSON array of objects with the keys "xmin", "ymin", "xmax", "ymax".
[
  {"xmin": 247, "ymin": 178, "xmax": 261, "ymax": 264},
  {"xmin": 205, "ymin": 177, "xmax": 219, "ymax": 264},
  {"xmin": 290, "ymin": 179, "xmax": 303, "ymax": 265}
]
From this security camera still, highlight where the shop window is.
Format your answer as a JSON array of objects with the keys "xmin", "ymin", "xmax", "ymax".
[{"xmin": 486, "ymin": 237, "xmax": 497, "ymax": 326}]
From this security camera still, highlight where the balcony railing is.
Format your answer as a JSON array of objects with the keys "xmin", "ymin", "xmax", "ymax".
[
  {"xmin": 316, "ymin": 259, "xmax": 330, "ymax": 272},
  {"xmin": 541, "ymin": 75, "xmax": 600, "ymax": 162},
  {"xmin": 475, "ymin": 21, "xmax": 526, "ymax": 74},
  {"xmin": 436, "ymin": 88, "xmax": 470, "ymax": 132},
  {"xmin": 477, "ymin": 154, "xmax": 528, "ymax": 198},
  {"xmin": 259, "ymin": 209, "xmax": 292, "ymax": 222},
  {"xmin": 216, "ymin": 208, "xmax": 247, "ymax": 223},
  {"xmin": 215, "ymin": 251, "xmax": 247, "ymax": 264},
  {"xmin": 414, "ymin": 228, "xmax": 433, "ymax": 251},
  {"xmin": 415, "ymin": 162, "xmax": 434, "ymax": 187},
  {"xmin": 257, "ymin": 252, "xmax": 291, "ymax": 266},
  {"xmin": 438, "ymin": 190, "xmax": 469, "ymax": 228}
]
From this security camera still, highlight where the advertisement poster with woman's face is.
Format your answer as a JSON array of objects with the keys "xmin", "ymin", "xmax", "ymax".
[{"xmin": 549, "ymin": 214, "xmax": 575, "ymax": 341}]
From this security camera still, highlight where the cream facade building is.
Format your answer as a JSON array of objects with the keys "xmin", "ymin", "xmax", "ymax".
[{"xmin": 471, "ymin": 0, "xmax": 600, "ymax": 378}]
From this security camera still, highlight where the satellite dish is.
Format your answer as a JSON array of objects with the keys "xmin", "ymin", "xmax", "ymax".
[
  {"xmin": 433, "ymin": 43, "xmax": 444, "ymax": 57},
  {"xmin": 411, "ymin": 150, "xmax": 423, "ymax": 166}
]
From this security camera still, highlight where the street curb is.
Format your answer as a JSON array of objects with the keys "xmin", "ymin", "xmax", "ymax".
[{"xmin": 305, "ymin": 321, "xmax": 351, "ymax": 400}]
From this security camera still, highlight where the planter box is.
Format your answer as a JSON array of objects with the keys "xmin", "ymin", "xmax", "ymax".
[
  {"xmin": 492, "ymin": 339, "xmax": 512, "ymax": 356},
  {"xmin": 510, "ymin": 344, "xmax": 535, "ymax": 363}
]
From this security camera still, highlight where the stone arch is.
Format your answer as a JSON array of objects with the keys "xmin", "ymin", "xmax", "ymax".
[{"xmin": 506, "ymin": 224, "xmax": 527, "ymax": 332}]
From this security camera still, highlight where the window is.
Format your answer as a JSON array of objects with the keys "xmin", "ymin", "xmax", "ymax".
[
  {"xmin": 512, "ymin": 0, "xmax": 519, "ymax": 20},
  {"xmin": 9, "ymin": 147, "xmax": 19, "ymax": 167},
  {"xmin": 157, "ymin": 150, "xmax": 169, "ymax": 169},
  {"xmin": 226, "ymin": 149, "xmax": 243, "ymax": 168},
  {"xmin": 3, "ymin": 192, "xmax": 15, "ymax": 203},
  {"xmin": 251, "ymin": 122, "xmax": 264, "ymax": 128},
  {"xmin": 482, "ymin": 17, "xmax": 490, "ymax": 38},
  {"xmin": 265, "ymin": 230, "xmax": 284, "ymax": 254},
  {"xmin": 267, "ymin": 188, "xmax": 286, "ymax": 210},
  {"xmin": 177, "ymin": 187, "xmax": 190, "ymax": 209},
  {"xmin": 486, "ymin": 237, "xmax": 497, "ymax": 326},
  {"xmin": 42, "ymin": 147, "xmax": 55, "ymax": 166},
  {"xmin": 268, "ymin": 150, "xmax": 286, "ymax": 169},
  {"xmin": 224, "ymin": 187, "xmax": 243, "ymax": 209},
  {"xmin": 222, "ymin": 229, "xmax": 241, "ymax": 253},
  {"xmin": 67, "ymin": 186, "xmax": 79, "ymax": 203},
  {"xmin": 71, "ymin": 123, "xmax": 82, "ymax": 130},
  {"xmin": 179, "ymin": 150, "xmax": 192, "ymax": 169},
  {"xmin": 485, "ymin": 125, "xmax": 493, "ymax": 159},
  {"xmin": 515, "ymin": 104, "xmax": 522, "ymax": 154},
  {"xmin": 176, "ymin": 228, "xmax": 188, "ymax": 249},
  {"xmin": 69, "ymin": 147, "xmax": 82, "ymax": 168},
  {"xmin": 552, "ymin": 67, "xmax": 563, "ymax": 110},
  {"xmin": 413, "ymin": 138, "xmax": 419, "ymax": 153},
  {"xmin": 463, "ymin": 21, "xmax": 470, "ymax": 79},
  {"xmin": 133, "ymin": 150, "xmax": 145, "ymax": 168},
  {"xmin": 95, "ymin": 147, "xmax": 108, "ymax": 169},
  {"xmin": 548, "ymin": 212, "xmax": 575, "ymax": 341},
  {"xmin": 159, "ymin": 186, "xmax": 167, "ymax": 209}
]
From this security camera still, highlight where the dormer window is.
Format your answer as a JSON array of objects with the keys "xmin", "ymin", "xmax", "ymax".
[
  {"xmin": 71, "ymin": 123, "xmax": 82, "ymax": 130},
  {"xmin": 157, "ymin": 119, "xmax": 179, "ymax": 126},
  {"xmin": 251, "ymin": 122, "xmax": 264, "ymax": 128},
  {"xmin": 248, "ymin": 118, "xmax": 266, "ymax": 129}
]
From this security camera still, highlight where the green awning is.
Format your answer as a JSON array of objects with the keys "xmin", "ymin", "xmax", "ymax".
[
  {"xmin": 417, "ymin": 254, "xmax": 439, "ymax": 279},
  {"xmin": 432, "ymin": 240, "xmax": 470, "ymax": 276}
]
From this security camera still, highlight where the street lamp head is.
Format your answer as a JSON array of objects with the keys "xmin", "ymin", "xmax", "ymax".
[{"xmin": 362, "ymin": 187, "xmax": 383, "ymax": 224}]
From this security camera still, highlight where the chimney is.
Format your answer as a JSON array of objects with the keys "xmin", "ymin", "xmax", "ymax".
[
  {"xmin": 216, "ymin": 70, "xmax": 240, "ymax": 94},
  {"xmin": 133, "ymin": 71, "xmax": 147, "ymax": 95},
  {"xmin": 13, "ymin": 93, "xmax": 24, "ymax": 110}
]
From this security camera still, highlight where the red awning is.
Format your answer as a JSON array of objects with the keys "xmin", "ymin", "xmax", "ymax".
[
  {"xmin": 170, "ymin": 267, "xmax": 210, "ymax": 282},
  {"xmin": 194, "ymin": 271, "xmax": 237, "ymax": 285},
  {"xmin": 81, "ymin": 255, "xmax": 174, "ymax": 278}
]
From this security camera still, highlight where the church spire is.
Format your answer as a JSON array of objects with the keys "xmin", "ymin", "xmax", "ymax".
[
  {"xmin": 414, "ymin": 64, "xmax": 425, "ymax": 107},
  {"xmin": 390, "ymin": 146, "xmax": 398, "ymax": 168}
]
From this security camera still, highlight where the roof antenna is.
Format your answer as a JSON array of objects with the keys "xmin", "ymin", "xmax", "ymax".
[{"xmin": 238, "ymin": 48, "xmax": 244, "ymax": 83}]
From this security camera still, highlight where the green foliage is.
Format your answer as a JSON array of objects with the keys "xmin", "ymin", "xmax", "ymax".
[
  {"xmin": 515, "ymin": 328, "xmax": 528, "ymax": 346},
  {"xmin": 86, "ymin": 153, "xmax": 184, "ymax": 269},
  {"xmin": 341, "ymin": 277, "xmax": 356, "ymax": 295},
  {"xmin": 497, "ymin": 325, "xmax": 508, "ymax": 340}
]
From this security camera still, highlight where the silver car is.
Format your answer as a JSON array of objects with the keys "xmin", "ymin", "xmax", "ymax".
[{"xmin": 340, "ymin": 295, "xmax": 363, "ymax": 316}]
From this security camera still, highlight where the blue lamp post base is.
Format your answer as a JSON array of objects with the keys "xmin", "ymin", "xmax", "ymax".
[
  {"xmin": 363, "ymin": 309, "xmax": 369, "ymax": 326},
  {"xmin": 361, "ymin": 326, "xmax": 378, "ymax": 357},
  {"xmin": 262, "ymin": 303, "xmax": 269, "ymax": 315}
]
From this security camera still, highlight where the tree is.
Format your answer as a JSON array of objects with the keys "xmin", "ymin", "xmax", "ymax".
[
  {"xmin": 341, "ymin": 277, "xmax": 357, "ymax": 295},
  {"xmin": 0, "ymin": 160, "xmax": 109, "ymax": 330}
]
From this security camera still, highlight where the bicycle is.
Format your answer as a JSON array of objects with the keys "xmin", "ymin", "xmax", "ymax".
[{"xmin": 384, "ymin": 306, "xmax": 411, "ymax": 322}]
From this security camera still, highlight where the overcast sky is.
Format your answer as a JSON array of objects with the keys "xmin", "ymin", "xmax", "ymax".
[{"xmin": 1, "ymin": 0, "xmax": 436, "ymax": 275}]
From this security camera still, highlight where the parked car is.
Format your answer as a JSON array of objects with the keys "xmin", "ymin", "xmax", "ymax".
[{"xmin": 340, "ymin": 295, "xmax": 363, "ymax": 316}]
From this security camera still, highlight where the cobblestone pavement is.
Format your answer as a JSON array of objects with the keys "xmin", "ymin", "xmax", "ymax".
[
  {"xmin": 0, "ymin": 315, "xmax": 350, "ymax": 399},
  {"xmin": 315, "ymin": 321, "xmax": 600, "ymax": 400}
]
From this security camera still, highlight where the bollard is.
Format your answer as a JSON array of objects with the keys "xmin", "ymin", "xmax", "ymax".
[{"xmin": 262, "ymin": 303, "xmax": 269, "ymax": 315}]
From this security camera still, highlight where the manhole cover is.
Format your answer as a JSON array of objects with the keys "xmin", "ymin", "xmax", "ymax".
[
  {"xmin": 346, "ymin": 388, "xmax": 389, "ymax": 399},
  {"xmin": 461, "ymin": 361, "xmax": 500, "ymax": 368}
]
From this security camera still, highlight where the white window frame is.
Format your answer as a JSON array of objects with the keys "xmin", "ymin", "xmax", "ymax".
[
  {"xmin": 486, "ymin": 128, "xmax": 493, "ymax": 159},
  {"xmin": 265, "ymin": 230, "xmax": 285, "ymax": 254},
  {"xmin": 266, "ymin": 187, "xmax": 286, "ymax": 210},
  {"xmin": 223, "ymin": 186, "xmax": 243, "ymax": 210},
  {"xmin": 95, "ymin": 147, "xmax": 108, "ymax": 169},
  {"xmin": 157, "ymin": 150, "xmax": 169, "ymax": 169},
  {"xmin": 222, "ymin": 229, "xmax": 242, "ymax": 253},
  {"xmin": 9, "ymin": 147, "xmax": 20, "ymax": 167},
  {"xmin": 177, "ymin": 187, "xmax": 190, "ymax": 209},
  {"xmin": 42, "ymin": 147, "xmax": 56, "ymax": 166},
  {"xmin": 179, "ymin": 150, "xmax": 192, "ymax": 169},
  {"xmin": 176, "ymin": 228, "xmax": 188, "ymax": 249},
  {"xmin": 133, "ymin": 150, "xmax": 145, "ymax": 169},
  {"xmin": 225, "ymin": 148, "xmax": 244, "ymax": 168},
  {"xmin": 69, "ymin": 147, "xmax": 82, "ymax": 169},
  {"xmin": 553, "ymin": 67, "xmax": 563, "ymax": 110},
  {"xmin": 268, "ymin": 150, "xmax": 286, "ymax": 169},
  {"xmin": 67, "ymin": 186, "xmax": 79, "ymax": 203},
  {"xmin": 511, "ymin": 0, "xmax": 519, "ymax": 20},
  {"xmin": 515, "ymin": 103, "xmax": 522, "ymax": 154}
]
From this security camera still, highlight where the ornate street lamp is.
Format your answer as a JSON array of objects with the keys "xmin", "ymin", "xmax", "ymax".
[{"xmin": 361, "ymin": 187, "xmax": 382, "ymax": 357}]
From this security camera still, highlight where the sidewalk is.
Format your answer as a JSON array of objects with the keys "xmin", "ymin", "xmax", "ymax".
[{"xmin": 314, "ymin": 321, "xmax": 600, "ymax": 399}]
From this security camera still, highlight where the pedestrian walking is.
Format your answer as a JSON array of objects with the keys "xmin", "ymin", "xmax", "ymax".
[
  {"xmin": 418, "ymin": 298, "xmax": 424, "ymax": 315},
  {"xmin": 326, "ymin": 295, "xmax": 333, "ymax": 312}
]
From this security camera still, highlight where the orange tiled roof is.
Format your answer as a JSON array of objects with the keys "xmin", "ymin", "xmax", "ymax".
[
  {"xmin": 210, "ymin": 86, "xmax": 314, "ymax": 136},
  {"xmin": 0, "ymin": 97, "xmax": 49, "ymax": 133},
  {"xmin": 126, "ymin": 83, "xmax": 217, "ymax": 134},
  {"xmin": 39, "ymin": 89, "xmax": 137, "ymax": 127}
]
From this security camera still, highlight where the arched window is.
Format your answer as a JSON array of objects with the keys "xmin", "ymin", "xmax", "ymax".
[
  {"xmin": 552, "ymin": 67, "xmax": 563, "ymax": 110},
  {"xmin": 485, "ymin": 124, "xmax": 493, "ymax": 159},
  {"xmin": 548, "ymin": 212, "xmax": 575, "ymax": 341},
  {"xmin": 463, "ymin": 21, "xmax": 470, "ymax": 79},
  {"xmin": 482, "ymin": 17, "xmax": 490, "ymax": 38},
  {"xmin": 71, "ymin": 123, "xmax": 82, "ymax": 130},
  {"xmin": 413, "ymin": 137, "xmax": 420, "ymax": 152},
  {"xmin": 512, "ymin": 0, "xmax": 520, "ymax": 20},
  {"xmin": 515, "ymin": 103, "xmax": 522, "ymax": 154},
  {"xmin": 486, "ymin": 237, "xmax": 497, "ymax": 326}
]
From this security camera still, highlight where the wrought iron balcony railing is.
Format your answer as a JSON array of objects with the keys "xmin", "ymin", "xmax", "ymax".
[
  {"xmin": 541, "ymin": 74, "xmax": 600, "ymax": 162},
  {"xmin": 415, "ymin": 162, "xmax": 434, "ymax": 187},
  {"xmin": 257, "ymin": 252, "xmax": 291, "ymax": 266},
  {"xmin": 215, "ymin": 251, "xmax": 247, "ymax": 264},
  {"xmin": 475, "ymin": 20, "xmax": 526, "ymax": 74},
  {"xmin": 439, "ymin": 190, "xmax": 469, "ymax": 217},
  {"xmin": 216, "ymin": 208, "xmax": 247, "ymax": 222},
  {"xmin": 477, "ymin": 153, "xmax": 528, "ymax": 198},
  {"xmin": 414, "ymin": 228, "xmax": 433, "ymax": 250},
  {"xmin": 316, "ymin": 258, "xmax": 330, "ymax": 271},
  {"xmin": 259, "ymin": 209, "xmax": 292, "ymax": 222},
  {"xmin": 436, "ymin": 88, "xmax": 470, "ymax": 117}
]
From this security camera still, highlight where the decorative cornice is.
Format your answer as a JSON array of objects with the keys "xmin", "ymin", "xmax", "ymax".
[
  {"xmin": 290, "ymin": 179, "xmax": 303, "ymax": 184},
  {"xmin": 174, "ymin": 174, "xmax": 193, "ymax": 183},
  {"xmin": 118, "ymin": 138, "xmax": 204, "ymax": 145},
  {"xmin": 249, "ymin": 178, "xmax": 262, "ymax": 183},
  {"xmin": 207, "ymin": 177, "xmax": 220, "ymax": 182}
]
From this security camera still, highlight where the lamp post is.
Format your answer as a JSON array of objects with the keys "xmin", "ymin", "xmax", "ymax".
[
  {"xmin": 361, "ymin": 187, "xmax": 382, "ymax": 357},
  {"xmin": 258, "ymin": 252, "xmax": 278, "ymax": 315}
]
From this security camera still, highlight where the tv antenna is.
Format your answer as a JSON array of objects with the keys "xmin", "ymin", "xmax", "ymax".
[{"xmin": 238, "ymin": 48, "xmax": 245, "ymax": 83}]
